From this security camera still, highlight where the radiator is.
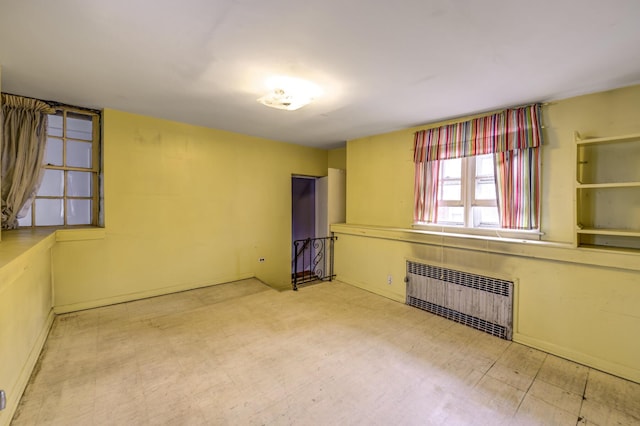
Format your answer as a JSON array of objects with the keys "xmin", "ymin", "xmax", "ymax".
[{"xmin": 406, "ymin": 261, "xmax": 514, "ymax": 340}]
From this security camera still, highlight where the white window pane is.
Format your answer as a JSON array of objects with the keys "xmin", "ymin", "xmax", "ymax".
[
  {"xmin": 67, "ymin": 140, "xmax": 92, "ymax": 168},
  {"xmin": 441, "ymin": 158, "xmax": 462, "ymax": 178},
  {"xmin": 35, "ymin": 199, "xmax": 64, "ymax": 226},
  {"xmin": 437, "ymin": 206, "xmax": 464, "ymax": 225},
  {"xmin": 66, "ymin": 112, "xmax": 93, "ymax": 140},
  {"xmin": 476, "ymin": 154, "xmax": 494, "ymax": 176},
  {"xmin": 37, "ymin": 169, "xmax": 64, "ymax": 196},
  {"xmin": 67, "ymin": 199, "xmax": 92, "ymax": 225},
  {"xmin": 44, "ymin": 138, "xmax": 63, "ymax": 166},
  {"xmin": 473, "ymin": 206, "xmax": 500, "ymax": 227},
  {"xmin": 47, "ymin": 113, "xmax": 63, "ymax": 137},
  {"xmin": 440, "ymin": 180, "xmax": 461, "ymax": 200},
  {"xmin": 18, "ymin": 204, "xmax": 32, "ymax": 227},
  {"xmin": 475, "ymin": 177, "xmax": 496, "ymax": 200},
  {"xmin": 67, "ymin": 171, "xmax": 92, "ymax": 197}
]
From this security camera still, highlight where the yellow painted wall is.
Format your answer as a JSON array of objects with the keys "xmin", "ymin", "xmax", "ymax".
[
  {"xmin": 327, "ymin": 168, "xmax": 346, "ymax": 230},
  {"xmin": 336, "ymin": 84, "xmax": 640, "ymax": 383},
  {"xmin": 53, "ymin": 109, "xmax": 328, "ymax": 311},
  {"xmin": 0, "ymin": 232, "xmax": 55, "ymax": 426},
  {"xmin": 328, "ymin": 147, "xmax": 346, "ymax": 170},
  {"xmin": 346, "ymin": 84, "xmax": 640, "ymax": 243}
]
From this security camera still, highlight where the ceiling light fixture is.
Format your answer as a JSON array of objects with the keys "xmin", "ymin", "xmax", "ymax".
[{"xmin": 257, "ymin": 76, "xmax": 322, "ymax": 111}]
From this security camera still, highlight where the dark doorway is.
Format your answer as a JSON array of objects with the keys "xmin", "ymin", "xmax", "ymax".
[
  {"xmin": 292, "ymin": 177, "xmax": 316, "ymax": 243},
  {"xmin": 292, "ymin": 177, "xmax": 316, "ymax": 275}
]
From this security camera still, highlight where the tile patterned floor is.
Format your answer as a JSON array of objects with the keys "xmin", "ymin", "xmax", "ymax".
[{"xmin": 11, "ymin": 279, "xmax": 640, "ymax": 425}]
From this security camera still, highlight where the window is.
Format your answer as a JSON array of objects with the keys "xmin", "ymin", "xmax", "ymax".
[
  {"xmin": 436, "ymin": 154, "xmax": 499, "ymax": 228},
  {"xmin": 18, "ymin": 106, "xmax": 100, "ymax": 227},
  {"xmin": 413, "ymin": 104, "xmax": 542, "ymax": 233}
]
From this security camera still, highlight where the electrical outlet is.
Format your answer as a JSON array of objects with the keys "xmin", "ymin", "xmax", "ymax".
[
  {"xmin": 259, "ymin": 258, "xmax": 265, "ymax": 262},
  {"xmin": 387, "ymin": 275, "xmax": 393, "ymax": 285}
]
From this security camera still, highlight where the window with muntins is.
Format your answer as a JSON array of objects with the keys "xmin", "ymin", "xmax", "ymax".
[
  {"xmin": 436, "ymin": 154, "xmax": 499, "ymax": 228},
  {"xmin": 18, "ymin": 106, "xmax": 100, "ymax": 227},
  {"xmin": 413, "ymin": 104, "xmax": 542, "ymax": 233}
]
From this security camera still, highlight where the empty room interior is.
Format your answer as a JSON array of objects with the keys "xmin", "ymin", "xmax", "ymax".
[{"xmin": 1, "ymin": 1, "xmax": 640, "ymax": 425}]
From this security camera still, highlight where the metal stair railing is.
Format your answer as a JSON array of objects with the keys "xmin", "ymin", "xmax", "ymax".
[{"xmin": 292, "ymin": 236, "xmax": 336, "ymax": 291}]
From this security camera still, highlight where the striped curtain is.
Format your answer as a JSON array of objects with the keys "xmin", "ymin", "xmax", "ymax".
[
  {"xmin": 413, "ymin": 104, "xmax": 542, "ymax": 229},
  {"xmin": 494, "ymin": 148, "xmax": 540, "ymax": 229},
  {"xmin": 413, "ymin": 160, "xmax": 440, "ymax": 223}
]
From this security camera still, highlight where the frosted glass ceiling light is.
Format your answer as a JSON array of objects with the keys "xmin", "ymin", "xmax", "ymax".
[
  {"xmin": 257, "ymin": 76, "xmax": 322, "ymax": 111},
  {"xmin": 257, "ymin": 88, "xmax": 312, "ymax": 111}
]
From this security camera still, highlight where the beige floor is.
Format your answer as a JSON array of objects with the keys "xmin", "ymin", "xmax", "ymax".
[{"xmin": 11, "ymin": 279, "xmax": 640, "ymax": 426}]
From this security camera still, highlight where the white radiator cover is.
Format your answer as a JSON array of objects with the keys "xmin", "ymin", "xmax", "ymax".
[{"xmin": 406, "ymin": 261, "xmax": 514, "ymax": 340}]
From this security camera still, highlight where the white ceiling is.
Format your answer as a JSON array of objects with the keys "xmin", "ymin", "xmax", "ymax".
[{"xmin": 1, "ymin": 0, "xmax": 639, "ymax": 149}]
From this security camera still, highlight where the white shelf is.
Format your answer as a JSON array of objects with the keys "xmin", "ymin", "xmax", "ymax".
[
  {"xmin": 575, "ymin": 131, "xmax": 640, "ymax": 250},
  {"xmin": 576, "ymin": 182, "xmax": 640, "ymax": 189},
  {"xmin": 577, "ymin": 228, "xmax": 640, "ymax": 238},
  {"xmin": 575, "ymin": 132, "xmax": 640, "ymax": 146}
]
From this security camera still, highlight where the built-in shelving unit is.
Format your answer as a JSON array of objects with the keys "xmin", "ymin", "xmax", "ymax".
[{"xmin": 575, "ymin": 131, "xmax": 640, "ymax": 251}]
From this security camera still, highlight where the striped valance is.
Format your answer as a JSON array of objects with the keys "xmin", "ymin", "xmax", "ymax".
[{"xmin": 414, "ymin": 104, "xmax": 542, "ymax": 162}]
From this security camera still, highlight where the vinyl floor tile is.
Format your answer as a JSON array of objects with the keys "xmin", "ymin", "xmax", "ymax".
[{"xmin": 10, "ymin": 279, "xmax": 638, "ymax": 426}]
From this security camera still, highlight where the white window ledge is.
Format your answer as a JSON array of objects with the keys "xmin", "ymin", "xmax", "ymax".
[
  {"xmin": 412, "ymin": 223, "xmax": 543, "ymax": 243},
  {"xmin": 330, "ymin": 223, "xmax": 640, "ymax": 272}
]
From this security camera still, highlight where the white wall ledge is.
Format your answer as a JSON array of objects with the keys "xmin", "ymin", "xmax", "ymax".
[
  {"xmin": 331, "ymin": 223, "xmax": 640, "ymax": 272},
  {"xmin": 0, "ymin": 228, "xmax": 106, "ymax": 285},
  {"xmin": 0, "ymin": 229, "xmax": 56, "ymax": 271}
]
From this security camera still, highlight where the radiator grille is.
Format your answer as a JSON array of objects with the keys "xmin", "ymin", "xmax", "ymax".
[
  {"xmin": 406, "ymin": 261, "xmax": 513, "ymax": 340},
  {"xmin": 407, "ymin": 262, "xmax": 511, "ymax": 296},
  {"xmin": 407, "ymin": 296, "xmax": 508, "ymax": 339}
]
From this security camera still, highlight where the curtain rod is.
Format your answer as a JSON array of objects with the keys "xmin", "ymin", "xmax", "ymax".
[{"xmin": 1, "ymin": 91, "xmax": 101, "ymax": 114}]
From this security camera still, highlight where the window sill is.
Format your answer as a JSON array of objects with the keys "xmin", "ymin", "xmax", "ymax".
[
  {"xmin": 55, "ymin": 227, "xmax": 106, "ymax": 242},
  {"xmin": 412, "ymin": 223, "xmax": 543, "ymax": 242}
]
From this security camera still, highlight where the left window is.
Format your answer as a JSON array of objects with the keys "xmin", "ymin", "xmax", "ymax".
[{"xmin": 19, "ymin": 106, "xmax": 100, "ymax": 227}]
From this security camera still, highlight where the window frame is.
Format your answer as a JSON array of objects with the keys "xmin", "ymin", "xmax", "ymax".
[
  {"xmin": 19, "ymin": 105, "xmax": 101, "ymax": 228},
  {"xmin": 413, "ymin": 105, "xmax": 543, "ymax": 240},
  {"xmin": 433, "ymin": 155, "xmax": 498, "ymax": 228},
  {"xmin": 415, "ymin": 154, "xmax": 542, "ymax": 240}
]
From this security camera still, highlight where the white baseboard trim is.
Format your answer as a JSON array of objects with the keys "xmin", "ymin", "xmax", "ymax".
[
  {"xmin": 514, "ymin": 332, "xmax": 640, "ymax": 384},
  {"xmin": 54, "ymin": 273, "xmax": 255, "ymax": 314}
]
